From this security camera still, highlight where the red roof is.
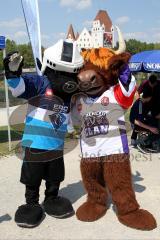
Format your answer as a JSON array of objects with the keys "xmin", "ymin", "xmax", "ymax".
[
  {"xmin": 66, "ymin": 24, "xmax": 76, "ymax": 40},
  {"xmin": 94, "ymin": 10, "xmax": 112, "ymax": 32}
]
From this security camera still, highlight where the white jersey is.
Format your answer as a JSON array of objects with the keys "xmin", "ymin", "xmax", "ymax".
[{"xmin": 73, "ymin": 76, "xmax": 136, "ymax": 158}]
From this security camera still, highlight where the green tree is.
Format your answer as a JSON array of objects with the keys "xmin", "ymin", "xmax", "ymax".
[
  {"xmin": 17, "ymin": 43, "xmax": 34, "ymax": 68},
  {"xmin": 0, "ymin": 39, "xmax": 35, "ymax": 71},
  {"xmin": 125, "ymin": 39, "xmax": 159, "ymax": 55}
]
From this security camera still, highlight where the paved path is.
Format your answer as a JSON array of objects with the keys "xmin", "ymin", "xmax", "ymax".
[
  {"xmin": 0, "ymin": 105, "xmax": 27, "ymax": 127},
  {"xmin": 0, "ymin": 106, "xmax": 19, "ymax": 127},
  {"xmin": 0, "ymin": 141, "xmax": 160, "ymax": 240}
]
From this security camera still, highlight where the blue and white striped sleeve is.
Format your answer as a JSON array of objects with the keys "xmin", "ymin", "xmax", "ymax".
[
  {"xmin": 7, "ymin": 77, "xmax": 25, "ymax": 97},
  {"xmin": 7, "ymin": 74, "xmax": 50, "ymax": 100}
]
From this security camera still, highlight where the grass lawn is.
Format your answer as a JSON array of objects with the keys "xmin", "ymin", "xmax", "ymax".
[
  {"xmin": 0, "ymin": 80, "xmax": 25, "ymax": 107},
  {"xmin": 0, "ymin": 125, "xmax": 23, "ymax": 157},
  {"xmin": 0, "ymin": 124, "xmax": 80, "ymax": 158}
]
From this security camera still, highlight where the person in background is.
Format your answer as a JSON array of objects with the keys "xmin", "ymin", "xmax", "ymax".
[
  {"xmin": 136, "ymin": 74, "xmax": 160, "ymax": 116},
  {"xmin": 137, "ymin": 74, "xmax": 158, "ymax": 98},
  {"xmin": 130, "ymin": 85, "xmax": 159, "ymax": 147}
]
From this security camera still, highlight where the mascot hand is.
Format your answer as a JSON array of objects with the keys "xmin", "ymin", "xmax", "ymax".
[
  {"xmin": 3, "ymin": 51, "xmax": 24, "ymax": 79},
  {"xmin": 119, "ymin": 64, "xmax": 131, "ymax": 85}
]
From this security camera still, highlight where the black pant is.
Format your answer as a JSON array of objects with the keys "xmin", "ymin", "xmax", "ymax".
[
  {"xmin": 20, "ymin": 148, "xmax": 64, "ymax": 203},
  {"xmin": 25, "ymin": 182, "xmax": 61, "ymax": 204},
  {"xmin": 20, "ymin": 147, "xmax": 65, "ymax": 186}
]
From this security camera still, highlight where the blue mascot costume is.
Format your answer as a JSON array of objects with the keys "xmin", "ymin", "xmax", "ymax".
[{"xmin": 3, "ymin": 39, "xmax": 84, "ymax": 227}]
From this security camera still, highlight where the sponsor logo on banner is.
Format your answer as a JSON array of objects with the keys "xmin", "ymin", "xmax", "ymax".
[
  {"xmin": 129, "ymin": 62, "xmax": 142, "ymax": 71},
  {"xmin": 144, "ymin": 63, "xmax": 160, "ymax": 71}
]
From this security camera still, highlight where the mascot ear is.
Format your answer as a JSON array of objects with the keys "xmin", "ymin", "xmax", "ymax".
[
  {"xmin": 36, "ymin": 58, "xmax": 42, "ymax": 71},
  {"xmin": 108, "ymin": 52, "xmax": 131, "ymax": 71}
]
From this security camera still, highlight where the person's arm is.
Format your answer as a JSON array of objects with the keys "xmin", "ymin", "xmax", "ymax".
[
  {"xmin": 135, "ymin": 119, "xmax": 159, "ymax": 134},
  {"xmin": 155, "ymin": 113, "xmax": 160, "ymax": 119},
  {"xmin": 135, "ymin": 91, "xmax": 141, "ymax": 100},
  {"xmin": 137, "ymin": 80, "xmax": 148, "ymax": 95}
]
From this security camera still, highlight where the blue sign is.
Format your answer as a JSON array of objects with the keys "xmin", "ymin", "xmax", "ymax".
[{"xmin": 0, "ymin": 36, "xmax": 5, "ymax": 49}]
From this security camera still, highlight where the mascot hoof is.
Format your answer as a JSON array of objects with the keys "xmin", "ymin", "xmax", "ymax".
[
  {"xmin": 76, "ymin": 202, "xmax": 107, "ymax": 222},
  {"xmin": 15, "ymin": 204, "xmax": 44, "ymax": 228},
  {"xmin": 118, "ymin": 209, "xmax": 157, "ymax": 230},
  {"xmin": 43, "ymin": 196, "xmax": 74, "ymax": 218}
]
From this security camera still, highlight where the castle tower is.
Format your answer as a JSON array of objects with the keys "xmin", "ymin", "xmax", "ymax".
[
  {"xmin": 66, "ymin": 24, "xmax": 76, "ymax": 41},
  {"xmin": 92, "ymin": 10, "xmax": 113, "ymax": 48},
  {"xmin": 69, "ymin": 10, "xmax": 113, "ymax": 50}
]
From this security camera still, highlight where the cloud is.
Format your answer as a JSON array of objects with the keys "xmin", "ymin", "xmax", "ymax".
[
  {"xmin": 124, "ymin": 28, "xmax": 160, "ymax": 43},
  {"xmin": 41, "ymin": 34, "xmax": 50, "ymax": 41},
  {"xmin": 83, "ymin": 20, "xmax": 92, "ymax": 28},
  {"xmin": 150, "ymin": 31, "xmax": 160, "ymax": 42},
  {"xmin": 124, "ymin": 32, "xmax": 148, "ymax": 41},
  {"xmin": 6, "ymin": 31, "xmax": 28, "ymax": 44},
  {"xmin": 60, "ymin": 0, "xmax": 76, "ymax": 6},
  {"xmin": 0, "ymin": 18, "xmax": 27, "ymax": 43},
  {"xmin": 52, "ymin": 32, "xmax": 66, "ymax": 40},
  {"xmin": 41, "ymin": 32, "xmax": 66, "ymax": 47},
  {"xmin": 41, "ymin": 34, "xmax": 51, "ymax": 47},
  {"xmin": 115, "ymin": 16, "xmax": 130, "ymax": 26},
  {"xmin": 14, "ymin": 31, "xmax": 27, "ymax": 39},
  {"xmin": 150, "ymin": 27, "xmax": 160, "ymax": 32},
  {"xmin": 76, "ymin": 0, "xmax": 92, "ymax": 9},
  {"xmin": 0, "ymin": 18, "xmax": 25, "ymax": 28},
  {"xmin": 60, "ymin": 0, "xmax": 92, "ymax": 10}
]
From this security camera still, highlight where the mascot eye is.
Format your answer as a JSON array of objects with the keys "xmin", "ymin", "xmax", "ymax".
[
  {"xmin": 63, "ymin": 81, "xmax": 78, "ymax": 93},
  {"xmin": 91, "ymin": 75, "xmax": 96, "ymax": 83}
]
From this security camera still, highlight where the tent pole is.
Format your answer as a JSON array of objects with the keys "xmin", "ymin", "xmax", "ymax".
[{"xmin": 3, "ymin": 48, "xmax": 11, "ymax": 151}]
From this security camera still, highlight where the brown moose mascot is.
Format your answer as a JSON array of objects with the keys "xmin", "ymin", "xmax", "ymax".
[{"xmin": 72, "ymin": 26, "xmax": 156, "ymax": 230}]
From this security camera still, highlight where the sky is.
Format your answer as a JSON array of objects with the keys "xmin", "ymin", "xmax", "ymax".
[{"xmin": 0, "ymin": 0, "xmax": 160, "ymax": 47}]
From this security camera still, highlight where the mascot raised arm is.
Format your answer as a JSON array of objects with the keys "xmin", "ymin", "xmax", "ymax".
[{"xmin": 3, "ymin": 39, "xmax": 83, "ymax": 228}]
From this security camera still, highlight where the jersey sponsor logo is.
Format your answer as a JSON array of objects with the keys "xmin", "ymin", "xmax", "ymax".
[
  {"xmin": 49, "ymin": 103, "xmax": 68, "ymax": 129},
  {"xmin": 49, "ymin": 112, "xmax": 66, "ymax": 130},
  {"xmin": 101, "ymin": 96, "xmax": 109, "ymax": 106},
  {"xmin": 52, "ymin": 103, "xmax": 68, "ymax": 113},
  {"xmin": 83, "ymin": 111, "xmax": 109, "ymax": 138}
]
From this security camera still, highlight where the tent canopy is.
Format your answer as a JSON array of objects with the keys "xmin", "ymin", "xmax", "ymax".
[{"xmin": 129, "ymin": 50, "xmax": 160, "ymax": 72}]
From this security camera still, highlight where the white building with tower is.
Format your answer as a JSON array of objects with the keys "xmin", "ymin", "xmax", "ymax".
[{"xmin": 66, "ymin": 10, "xmax": 114, "ymax": 50}]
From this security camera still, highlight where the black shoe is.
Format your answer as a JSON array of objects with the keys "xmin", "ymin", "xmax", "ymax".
[
  {"xmin": 43, "ymin": 196, "xmax": 74, "ymax": 218},
  {"xmin": 15, "ymin": 204, "xmax": 44, "ymax": 228}
]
